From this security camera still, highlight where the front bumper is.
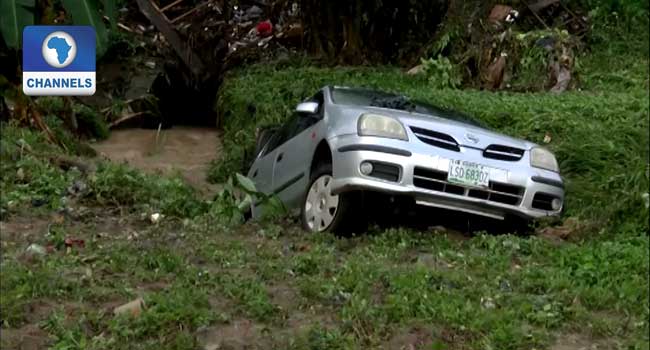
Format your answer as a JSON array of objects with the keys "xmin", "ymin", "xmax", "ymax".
[{"xmin": 329, "ymin": 134, "xmax": 565, "ymax": 220}]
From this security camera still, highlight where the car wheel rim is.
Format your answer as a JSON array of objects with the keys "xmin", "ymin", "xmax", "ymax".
[{"xmin": 305, "ymin": 175, "xmax": 339, "ymax": 232}]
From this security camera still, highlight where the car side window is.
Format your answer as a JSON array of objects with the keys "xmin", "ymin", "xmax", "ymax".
[
  {"xmin": 294, "ymin": 91, "xmax": 324, "ymax": 135},
  {"xmin": 309, "ymin": 91, "xmax": 324, "ymax": 119},
  {"xmin": 262, "ymin": 92, "xmax": 325, "ymax": 156},
  {"xmin": 263, "ymin": 114, "xmax": 299, "ymax": 156}
]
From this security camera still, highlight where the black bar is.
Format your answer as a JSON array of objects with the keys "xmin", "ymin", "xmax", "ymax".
[
  {"xmin": 531, "ymin": 176, "xmax": 564, "ymax": 189},
  {"xmin": 273, "ymin": 172, "xmax": 305, "ymax": 195},
  {"xmin": 338, "ymin": 144, "xmax": 412, "ymax": 157}
]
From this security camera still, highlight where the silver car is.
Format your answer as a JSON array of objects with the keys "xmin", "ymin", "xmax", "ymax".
[{"xmin": 248, "ymin": 86, "xmax": 564, "ymax": 233}]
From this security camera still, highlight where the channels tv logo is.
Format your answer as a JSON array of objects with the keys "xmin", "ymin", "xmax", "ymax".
[{"xmin": 23, "ymin": 26, "xmax": 96, "ymax": 96}]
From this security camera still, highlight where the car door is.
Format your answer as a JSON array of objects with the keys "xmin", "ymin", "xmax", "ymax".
[
  {"xmin": 248, "ymin": 138, "xmax": 277, "ymax": 196},
  {"xmin": 249, "ymin": 117, "xmax": 299, "ymax": 196},
  {"xmin": 272, "ymin": 93, "xmax": 325, "ymax": 209}
]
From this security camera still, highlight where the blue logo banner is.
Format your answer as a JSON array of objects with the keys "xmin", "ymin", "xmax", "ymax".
[
  {"xmin": 22, "ymin": 25, "xmax": 96, "ymax": 96},
  {"xmin": 23, "ymin": 25, "xmax": 95, "ymax": 72}
]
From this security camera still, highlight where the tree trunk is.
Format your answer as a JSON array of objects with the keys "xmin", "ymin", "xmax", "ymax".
[{"xmin": 339, "ymin": 0, "xmax": 364, "ymax": 64}]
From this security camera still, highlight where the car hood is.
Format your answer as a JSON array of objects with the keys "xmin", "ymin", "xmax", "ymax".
[{"xmin": 360, "ymin": 106, "xmax": 538, "ymax": 150}]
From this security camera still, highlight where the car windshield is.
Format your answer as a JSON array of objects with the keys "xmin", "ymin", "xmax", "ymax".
[{"xmin": 331, "ymin": 87, "xmax": 484, "ymax": 127}]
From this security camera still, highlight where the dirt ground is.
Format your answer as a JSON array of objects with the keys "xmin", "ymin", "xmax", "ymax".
[
  {"xmin": 1, "ymin": 206, "xmax": 620, "ymax": 350},
  {"xmin": 91, "ymin": 126, "xmax": 222, "ymax": 196}
]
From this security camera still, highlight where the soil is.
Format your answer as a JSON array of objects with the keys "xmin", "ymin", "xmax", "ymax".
[
  {"xmin": 550, "ymin": 332, "xmax": 620, "ymax": 350},
  {"xmin": 0, "ymin": 324, "xmax": 49, "ymax": 350},
  {"xmin": 385, "ymin": 325, "xmax": 434, "ymax": 350},
  {"xmin": 91, "ymin": 126, "xmax": 222, "ymax": 196}
]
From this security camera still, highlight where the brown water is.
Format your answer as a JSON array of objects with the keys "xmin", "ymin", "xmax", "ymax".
[{"xmin": 92, "ymin": 127, "xmax": 222, "ymax": 195}]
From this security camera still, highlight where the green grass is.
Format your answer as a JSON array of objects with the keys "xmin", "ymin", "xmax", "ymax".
[{"xmin": 2, "ymin": 218, "xmax": 646, "ymax": 349}]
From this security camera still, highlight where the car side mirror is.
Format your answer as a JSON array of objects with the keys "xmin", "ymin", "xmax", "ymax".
[{"xmin": 295, "ymin": 101, "xmax": 319, "ymax": 114}]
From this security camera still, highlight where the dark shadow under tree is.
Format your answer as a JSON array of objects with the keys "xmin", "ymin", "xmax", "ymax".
[{"xmin": 299, "ymin": 0, "xmax": 449, "ymax": 65}]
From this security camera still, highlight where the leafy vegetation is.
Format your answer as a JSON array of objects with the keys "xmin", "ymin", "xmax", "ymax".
[
  {"xmin": 0, "ymin": 0, "xmax": 117, "ymax": 57},
  {"xmin": 420, "ymin": 55, "xmax": 462, "ymax": 89},
  {"xmin": 0, "ymin": 120, "xmax": 284, "ymax": 225},
  {"xmin": 0, "ymin": 0, "xmax": 35, "ymax": 49}
]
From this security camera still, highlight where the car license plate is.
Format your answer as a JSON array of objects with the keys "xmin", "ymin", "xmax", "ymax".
[{"xmin": 448, "ymin": 160, "xmax": 490, "ymax": 188}]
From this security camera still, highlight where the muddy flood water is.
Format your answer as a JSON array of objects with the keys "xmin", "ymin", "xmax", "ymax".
[{"xmin": 92, "ymin": 127, "xmax": 222, "ymax": 195}]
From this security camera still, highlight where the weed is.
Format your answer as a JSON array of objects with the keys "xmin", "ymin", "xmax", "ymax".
[
  {"xmin": 88, "ymin": 162, "xmax": 207, "ymax": 218},
  {"xmin": 300, "ymin": 326, "xmax": 355, "ymax": 350},
  {"xmin": 421, "ymin": 55, "xmax": 462, "ymax": 89}
]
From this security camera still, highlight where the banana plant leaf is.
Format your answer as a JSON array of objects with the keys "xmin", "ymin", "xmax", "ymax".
[
  {"xmin": 0, "ymin": 0, "xmax": 35, "ymax": 49},
  {"xmin": 102, "ymin": 0, "xmax": 117, "ymax": 31},
  {"xmin": 61, "ymin": 0, "xmax": 108, "ymax": 58}
]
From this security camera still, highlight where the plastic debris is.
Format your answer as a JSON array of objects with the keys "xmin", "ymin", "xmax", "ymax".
[
  {"xmin": 256, "ymin": 21, "xmax": 273, "ymax": 38},
  {"xmin": 25, "ymin": 243, "xmax": 47, "ymax": 256},
  {"xmin": 114, "ymin": 298, "xmax": 145, "ymax": 317},
  {"xmin": 505, "ymin": 9, "xmax": 519, "ymax": 23},
  {"xmin": 67, "ymin": 180, "xmax": 88, "ymax": 197},
  {"xmin": 64, "ymin": 237, "xmax": 85, "ymax": 249},
  {"xmin": 481, "ymin": 296, "xmax": 496, "ymax": 309},
  {"xmin": 150, "ymin": 213, "xmax": 163, "ymax": 224},
  {"xmin": 406, "ymin": 64, "xmax": 425, "ymax": 75},
  {"xmin": 543, "ymin": 133, "xmax": 552, "ymax": 143}
]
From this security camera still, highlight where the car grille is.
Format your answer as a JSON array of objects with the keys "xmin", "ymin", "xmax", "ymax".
[
  {"xmin": 483, "ymin": 144, "xmax": 525, "ymax": 161},
  {"xmin": 413, "ymin": 167, "xmax": 524, "ymax": 206},
  {"xmin": 410, "ymin": 127, "xmax": 460, "ymax": 152}
]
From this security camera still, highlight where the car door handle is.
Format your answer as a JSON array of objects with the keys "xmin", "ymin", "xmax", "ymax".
[
  {"xmin": 252, "ymin": 169, "xmax": 258, "ymax": 178},
  {"xmin": 276, "ymin": 153, "xmax": 284, "ymax": 162}
]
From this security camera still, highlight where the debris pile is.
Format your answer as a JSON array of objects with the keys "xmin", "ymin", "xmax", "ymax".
[
  {"xmin": 411, "ymin": 0, "xmax": 591, "ymax": 93},
  {"xmin": 99, "ymin": 0, "xmax": 305, "ymax": 128},
  {"xmin": 128, "ymin": 0, "xmax": 304, "ymax": 77}
]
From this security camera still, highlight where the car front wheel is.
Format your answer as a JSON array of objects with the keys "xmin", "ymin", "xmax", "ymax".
[{"xmin": 301, "ymin": 164, "xmax": 362, "ymax": 233}]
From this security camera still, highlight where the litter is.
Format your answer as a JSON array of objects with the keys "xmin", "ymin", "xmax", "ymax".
[
  {"xmin": 25, "ymin": 243, "xmax": 46, "ymax": 256},
  {"xmin": 150, "ymin": 213, "xmax": 164, "ymax": 224},
  {"xmin": 114, "ymin": 298, "xmax": 146, "ymax": 317},
  {"xmin": 256, "ymin": 21, "xmax": 273, "ymax": 37},
  {"xmin": 64, "ymin": 237, "xmax": 85, "ymax": 249}
]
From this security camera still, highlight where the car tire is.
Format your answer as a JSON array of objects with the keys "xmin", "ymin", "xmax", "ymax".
[{"xmin": 301, "ymin": 163, "xmax": 364, "ymax": 234}]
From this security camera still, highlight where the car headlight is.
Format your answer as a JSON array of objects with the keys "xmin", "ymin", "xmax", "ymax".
[
  {"xmin": 530, "ymin": 147, "xmax": 559, "ymax": 172},
  {"xmin": 358, "ymin": 113, "xmax": 408, "ymax": 141}
]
